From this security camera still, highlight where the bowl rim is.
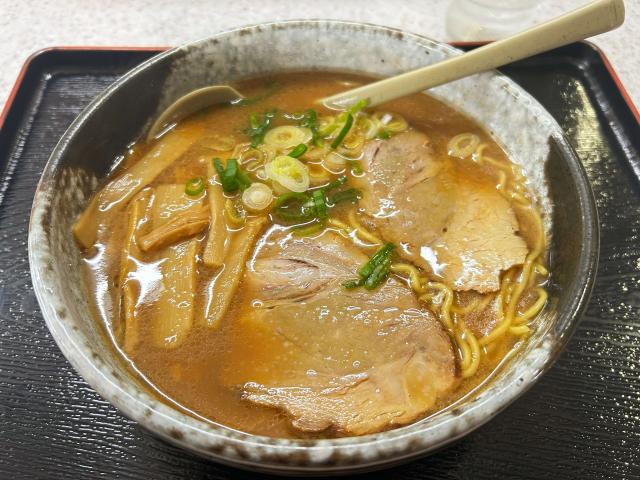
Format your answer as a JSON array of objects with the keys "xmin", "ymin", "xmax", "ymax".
[{"xmin": 28, "ymin": 19, "xmax": 600, "ymax": 473}]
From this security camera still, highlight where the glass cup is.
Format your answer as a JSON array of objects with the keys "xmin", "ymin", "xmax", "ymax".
[{"xmin": 446, "ymin": 0, "xmax": 543, "ymax": 41}]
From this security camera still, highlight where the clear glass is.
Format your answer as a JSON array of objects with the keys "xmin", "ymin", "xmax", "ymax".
[{"xmin": 446, "ymin": 0, "xmax": 543, "ymax": 41}]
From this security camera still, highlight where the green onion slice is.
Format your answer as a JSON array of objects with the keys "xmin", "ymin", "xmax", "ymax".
[
  {"xmin": 213, "ymin": 157, "xmax": 252, "ymax": 193},
  {"xmin": 213, "ymin": 157, "xmax": 225, "ymax": 176},
  {"xmin": 236, "ymin": 168, "xmax": 252, "ymax": 190},
  {"xmin": 292, "ymin": 220, "xmax": 326, "ymax": 237},
  {"xmin": 329, "ymin": 188, "xmax": 361, "ymax": 206},
  {"xmin": 273, "ymin": 192, "xmax": 315, "ymax": 222},
  {"xmin": 312, "ymin": 189, "xmax": 328, "ymax": 219},
  {"xmin": 324, "ymin": 175, "xmax": 347, "ymax": 192},
  {"xmin": 376, "ymin": 130, "xmax": 391, "ymax": 140},
  {"xmin": 222, "ymin": 159, "xmax": 240, "ymax": 192},
  {"xmin": 274, "ymin": 192, "xmax": 310, "ymax": 208},
  {"xmin": 347, "ymin": 99, "xmax": 368, "ymax": 116},
  {"xmin": 288, "ymin": 143, "xmax": 308, "ymax": 158},
  {"xmin": 331, "ymin": 113, "xmax": 354, "ymax": 149},
  {"xmin": 247, "ymin": 110, "xmax": 276, "ymax": 147},
  {"xmin": 348, "ymin": 159, "xmax": 363, "ymax": 175},
  {"xmin": 364, "ymin": 256, "xmax": 392, "ymax": 290},
  {"xmin": 185, "ymin": 177, "xmax": 205, "ymax": 196},
  {"xmin": 300, "ymin": 110, "xmax": 322, "ymax": 147},
  {"xmin": 359, "ymin": 242, "xmax": 395, "ymax": 279},
  {"xmin": 342, "ymin": 278, "xmax": 364, "ymax": 289}
]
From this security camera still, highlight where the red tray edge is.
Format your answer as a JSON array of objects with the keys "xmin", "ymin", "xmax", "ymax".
[{"xmin": 2, "ymin": 42, "xmax": 639, "ymax": 132}]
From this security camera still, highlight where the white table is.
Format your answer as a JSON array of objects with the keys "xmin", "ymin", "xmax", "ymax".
[{"xmin": 1, "ymin": 0, "xmax": 638, "ymax": 113}]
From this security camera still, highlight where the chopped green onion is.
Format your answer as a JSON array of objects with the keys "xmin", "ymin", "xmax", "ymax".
[
  {"xmin": 288, "ymin": 143, "xmax": 308, "ymax": 158},
  {"xmin": 274, "ymin": 192, "xmax": 310, "ymax": 208},
  {"xmin": 348, "ymin": 159, "xmax": 363, "ymax": 175},
  {"xmin": 343, "ymin": 242, "xmax": 395, "ymax": 291},
  {"xmin": 312, "ymin": 190, "xmax": 328, "ymax": 219},
  {"xmin": 319, "ymin": 123, "xmax": 339, "ymax": 138},
  {"xmin": 292, "ymin": 220, "xmax": 326, "ymax": 237},
  {"xmin": 273, "ymin": 192, "xmax": 316, "ymax": 222},
  {"xmin": 249, "ymin": 113, "xmax": 260, "ymax": 129},
  {"xmin": 331, "ymin": 113, "xmax": 353, "ymax": 149},
  {"xmin": 347, "ymin": 99, "xmax": 368, "ymax": 116},
  {"xmin": 329, "ymin": 188, "xmax": 361, "ymax": 205},
  {"xmin": 364, "ymin": 256, "xmax": 392, "ymax": 290},
  {"xmin": 342, "ymin": 278, "xmax": 363, "ymax": 289},
  {"xmin": 376, "ymin": 130, "xmax": 391, "ymax": 140},
  {"xmin": 213, "ymin": 157, "xmax": 225, "ymax": 176},
  {"xmin": 224, "ymin": 158, "xmax": 238, "ymax": 184},
  {"xmin": 236, "ymin": 168, "xmax": 252, "ymax": 189},
  {"xmin": 276, "ymin": 206, "xmax": 316, "ymax": 222},
  {"xmin": 213, "ymin": 157, "xmax": 251, "ymax": 193},
  {"xmin": 359, "ymin": 242, "xmax": 395, "ymax": 279},
  {"xmin": 300, "ymin": 109, "xmax": 322, "ymax": 147},
  {"xmin": 274, "ymin": 177, "xmax": 360, "ymax": 224},
  {"xmin": 185, "ymin": 177, "xmax": 205, "ymax": 196},
  {"xmin": 324, "ymin": 175, "xmax": 347, "ymax": 192},
  {"xmin": 246, "ymin": 110, "xmax": 276, "ymax": 147}
]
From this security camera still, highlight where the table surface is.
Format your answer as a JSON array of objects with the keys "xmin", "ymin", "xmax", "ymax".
[
  {"xmin": 1, "ymin": 13, "xmax": 640, "ymax": 480},
  {"xmin": 0, "ymin": 0, "xmax": 639, "ymax": 115}
]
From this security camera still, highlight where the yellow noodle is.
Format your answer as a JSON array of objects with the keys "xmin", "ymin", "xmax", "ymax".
[
  {"xmin": 450, "ymin": 293, "xmax": 494, "ymax": 315},
  {"xmin": 327, "ymin": 217, "xmax": 351, "ymax": 233},
  {"xmin": 425, "ymin": 282, "xmax": 454, "ymax": 330},
  {"xmin": 240, "ymin": 147, "xmax": 262, "ymax": 161},
  {"xmin": 535, "ymin": 263, "xmax": 549, "ymax": 276},
  {"xmin": 514, "ymin": 287, "xmax": 548, "ymax": 325},
  {"xmin": 341, "ymin": 132, "xmax": 365, "ymax": 151},
  {"xmin": 479, "ymin": 153, "xmax": 511, "ymax": 171},
  {"xmin": 347, "ymin": 210, "xmax": 382, "ymax": 245},
  {"xmin": 481, "ymin": 207, "xmax": 544, "ymax": 346},
  {"xmin": 448, "ymin": 133, "xmax": 480, "ymax": 159},
  {"xmin": 307, "ymin": 162, "xmax": 331, "ymax": 185},
  {"xmin": 500, "ymin": 270, "xmax": 515, "ymax": 310},
  {"xmin": 390, "ymin": 263, "xmax": 425, "ymax": 293},
  {"xmin": 454, "ymin": 329, "xmax": 472, "ymax": 371},
  {"xmin": 395, "ymin": 262, "xmax": 483, "ymax": 377},
  {"xmin": 461, "ymin": 328, "xmax": 481, "ymax": 378},
  {"xmin": 511, "ymin": 192, "xmax": 530, "ymax": 205},
  {"xmin": 509, "ymin": 325, "xmax": 530, "ymax": 336},
  {"xmin": 244, "ymin": 159, "xmax": 262, "ymax": 172},
  {"xmin": 496, "ymin": 170, "xmax": 508, "ymax": 192}
]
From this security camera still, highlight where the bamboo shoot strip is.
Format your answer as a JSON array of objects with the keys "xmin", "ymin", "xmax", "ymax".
[
  {"xmin": 117, "ymin": 189, "xmax": 152, "ymax": 353},
  {"xmin": 150, "ymin": 184, "xmax": 203, "ymax": 348},
  {"xmin": 138, "ymin": 206, "xmax": 209, "ymax": 252},
  {"xmin": 206, "ymin": 217, "xmax": 266, "ymax": 328},
  {"xmin": 202, "ymin": 161, "xmax": 228, "ymax": 268},
  {"xmin": 73, "ymin": 124, "xmax": 203, "ymax": 249},
  {"xmin": 153, "ymin": 240, "xmax": 198, "ymax": 348}
]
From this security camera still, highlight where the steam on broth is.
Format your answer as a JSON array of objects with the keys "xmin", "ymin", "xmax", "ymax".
[{"xmin": 74, "ymin": 72, "xmax": 548, "ymax": 438}]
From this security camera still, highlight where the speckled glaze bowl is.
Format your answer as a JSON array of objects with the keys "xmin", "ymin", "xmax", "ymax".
[{"xmin": 28, "ymin": 20, "xmax": 598, "ymax": 475}]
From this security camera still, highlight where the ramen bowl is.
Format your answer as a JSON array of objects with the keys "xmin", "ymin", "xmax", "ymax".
[{"xmin": 28, "ymin": 20, "xmax": 598, "ymax": 475}]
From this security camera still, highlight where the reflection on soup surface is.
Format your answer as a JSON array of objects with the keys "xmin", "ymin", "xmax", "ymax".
[{"xmin": 74, "ymin": 72, "xmax": 548, "ymax": 438}]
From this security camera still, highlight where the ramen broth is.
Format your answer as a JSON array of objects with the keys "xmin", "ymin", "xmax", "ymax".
[{"xmin": 75, "ymin": 72, "xmax": 548, "ymax": 438}]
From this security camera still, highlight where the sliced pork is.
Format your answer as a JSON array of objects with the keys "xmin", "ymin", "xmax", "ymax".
[
  {"xmin": 239, "ymin": 229, "xmax": 457, "ymax": 435},
  {"xmin": 354, "ymin": 132, "xmax": 528, "ymax": 292}
]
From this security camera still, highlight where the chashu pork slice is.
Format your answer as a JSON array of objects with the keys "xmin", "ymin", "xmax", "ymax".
[
  {"xmin": 239, "ymin": 229, "xmax": 457, "ymax": 436},
  {"xmin": 353, "ymin": 131, "xmax": 528, "ymax": 293}
]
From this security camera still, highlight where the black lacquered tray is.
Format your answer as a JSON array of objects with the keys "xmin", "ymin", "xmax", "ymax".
[{"xmin": 0, "ymin": 43, "xmax": 638, "ymax": 479}]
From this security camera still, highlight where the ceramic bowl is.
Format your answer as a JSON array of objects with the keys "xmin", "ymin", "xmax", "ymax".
[{"xmin": 28, "ymin": 20, "xmax": 598, "ymax": 475}]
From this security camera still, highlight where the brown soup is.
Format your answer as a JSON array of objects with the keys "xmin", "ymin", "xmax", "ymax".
[{"xmin": 74, "ymin": 72, "xmax": 548, "ymax": 438}]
